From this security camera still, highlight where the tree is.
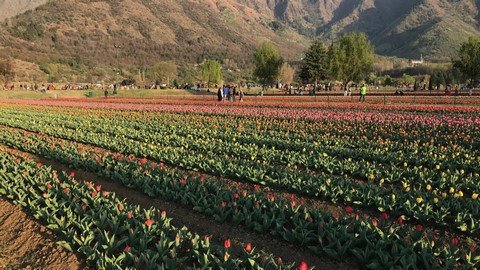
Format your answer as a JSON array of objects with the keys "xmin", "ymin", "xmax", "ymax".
[
  {"xmin": 328, "ymin": 32, "xmax": 375, "ymax": 88},
  {"xmin": 201, "ymin": 60, "xmax": 222, "ymax": 85},
  {"xmin": 301, "ymin": 39, "xmax": 328, "ymax": 86},
  {"xmin": 453, "ymin": 37, "xmax": 480, "ymax": 85},
  {"xmin": 147, "ymin": 61, "xmax": 177, "ymax": 86},
  {"xmin": 0, "ymin": 58, "xmax": 14, "ymax": 83},
  {"xmin": 177, "ymin": 63, "xmax": 199, "ymax": 87},
  {"xmin": 278, "ymin": 63, "xmax": 295, "ymax": 86},
  {"xmin": 253, "ymin": 42, "xmax": 283, "ymax": 88},
  {"xmin": 383, "ymin": 75, "xmax": 393, "ymax": 86}
]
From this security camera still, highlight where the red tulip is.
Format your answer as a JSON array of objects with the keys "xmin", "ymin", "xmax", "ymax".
[
  {"xmin": 69, "ymin": 171, "xmax": 75, "ymax": 177},
  {"xmin": 118, "ymin": 204, "xmax": 124, "ymax": 211},
  {"xmin": 381, "ymin": 212, "xmax": 388, "ymax": 220},
  {"xmin": 221, "ymin": 201, "xmax": 227, "ymax": 208},
  {"xmin": 233, "ymin": 193, "xmax": 239, "ymax": 199},
  {"xmin": 299, "ymin": 261, "xmax": 308, "ymax": 270},
  {"xmin": 345, "ymin": 206, "xmax": 353, "ymax": 214},
  {"xmin": 470, "ymin": 244, "xmax": 475, "ymax": 253},
  {"xmin": 161, "ymin": 210, "xmax": 166, "ymax": 216},
  {"xmin": 46, "ymin": 183, "xmax": 52, "ymax": 189},
  {"xmin": 95, "ymin": 185, "xmax": 101, "ymax": 191},
  {"xmin": 397, "ymin": 216, "xmax": 403, "ymax": 225},
  {"xmin": 145, "ymin": 219, "xmax": 153, "ymax": 227},
  {"xmin": 224, "ymin": 239, "xmax": 231, "ymax": 249},
  {"xmin": 140, "ymin": 157, "xmax": 147, "ymax": 164},
  {"xmin": 127, "ymin": 212, "xmax": 133, "ymax": 219},
  {"xmin": 92, "ymin": 191, "xmax": 97, "ymax": 197},
  {"xmin": 42, "ymin": 192, "xmax": 47, "ymax": 198},
  {"xmin": 254, "ymin": 185, "xmax": 260, "ymax": 192},
  {"xmin": 452, "ymin": 238, "xmax": 458, "ymax": 246},
  {"xmin": 63, "ymin": 188, "xmax": 69, "ymax": 194},
  {"xmin": 372, "ymin": 218, "xmax": 378, "ymax": 227},
  {"xmin": 124, "ymin": 245, "xmax": 131, "ymax": 252},
  {"xmin": 245, "ymin": 243, "xmax": 252, "ymax": 252},
  {"xmin": 36, "ymin": 162, "xmax": 42, "ymax": 167},
  {"xmin": 417, "ymin": 224, "xmax": 423, "ymax": 232}
]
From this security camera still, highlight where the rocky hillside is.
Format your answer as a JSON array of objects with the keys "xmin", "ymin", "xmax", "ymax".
[
  {"xmin": 0, "ymin": 0, "xmax": 48, "ymax": 21},
  {"xmin": 1, "ymin": 0, "xmax": 479, "ymax": 76},
  {"xmin": 254, "ymin": 0, "xmax": 480, "ymax": 60},
  {"xmin": 0, "ymin": 0, "xmax": 306, "ymax": 72}
]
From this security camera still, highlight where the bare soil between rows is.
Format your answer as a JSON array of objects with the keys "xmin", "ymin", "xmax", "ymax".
[
  {"xmin": 0, "ymin": 197, "xmax": 88, "ymax": 270},
  {"xmin": 0, "ymin": 145, "xmax": 360, "ymax": 269}
]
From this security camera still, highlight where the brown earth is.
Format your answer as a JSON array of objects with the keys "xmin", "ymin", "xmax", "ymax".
[
  {"xmin": 0, "ymin": 197, "xmax": 88, "ymax": 270},
  {"xmin": 0, "ymin": 145, "xmax": 360, "ymax": 270}
]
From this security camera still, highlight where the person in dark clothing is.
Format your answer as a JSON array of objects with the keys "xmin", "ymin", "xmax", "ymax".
[{"xmin": 217, "ymin": 87, "xmax": 223, "ymax": 101}]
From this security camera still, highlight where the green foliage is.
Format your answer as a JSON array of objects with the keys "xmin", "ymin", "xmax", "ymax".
[
  {"xmin": 383, "ymin": 75, "xmax": 393, "ymax": 86},
  {"xmin": 400, "ymin": 74, "xmax": 415, "ymax": 84},
  {"xmin": 300, "ymin": 39, "xmax": 328, "ymax": 85},
  {"xmin": 253, "ymin": 42, "xmax": 284, "ymax": 86},
  {"xmin": 8, "ymin": 22, "xmax": 44, "ymax": 41},
  {"xmin": 201, "ymin": 60, "xmax": 222, "ymax": 84},
  {"xmin": 177, "ymin": 63, "xmax": 199, "ymax": 86},
  {"xmin": 147, "ymin": 61, "xmax": 178, "ymax": 85},
  {"xmin": 453, "ymin": 37, "xmax": 480, "ymax": 84},
  {"xmin": 328, "ymin": 32, "xmax": 375, "ymax": 86}
]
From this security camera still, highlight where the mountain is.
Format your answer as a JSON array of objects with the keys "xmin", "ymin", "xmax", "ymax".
[
  {"xmin": 1, "ymin": 0, "xmax": 480, "ymax": 82},
  {"xmin": 0, "ymin": 0, "xmax": 307, "ymax": 74},
  {"xmin": 0, "ymin": 0, "xmax": 48, "ymax": 21},
  {"xmin": 258, "ymin": 0, "xmax": 480, "ymax": 60}
]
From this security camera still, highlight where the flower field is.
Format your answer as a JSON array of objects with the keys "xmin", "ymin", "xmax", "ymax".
[{"xmin": 0, "ymin": 98, "xmax": 479, "ymax": 269}]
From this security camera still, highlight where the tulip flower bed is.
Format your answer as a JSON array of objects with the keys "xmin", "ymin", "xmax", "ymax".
[
  {"xmin": 0, "ymin": 147, "xmax": 290, "ymax": 269},
  {"xmin": 0, "ymin": 100, "xmax": 479, "ymax": 269}
]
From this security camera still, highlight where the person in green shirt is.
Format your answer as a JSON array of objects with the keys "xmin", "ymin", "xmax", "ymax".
[{"xmin": 359, "ymin": 84, "xmax": 367, "ymax": 102}]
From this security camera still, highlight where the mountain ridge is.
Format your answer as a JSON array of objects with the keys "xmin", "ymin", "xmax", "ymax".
[{"xmin": 1, "ymin": 0, "xmax": 479, "ymax": 81}]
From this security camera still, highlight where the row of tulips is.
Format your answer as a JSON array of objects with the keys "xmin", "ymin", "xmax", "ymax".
[
  {"xmin": 0, "ymin": 108, "xmax": 479, "ymax": 232},
  {"xmin": 0, "ymin": 127, "xmax": 478, "ymax": 269},
  {"xmin": 0, "ymin": 147, "xmax": 292, "ymax": 269}
]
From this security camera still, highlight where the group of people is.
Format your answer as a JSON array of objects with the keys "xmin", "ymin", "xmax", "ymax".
[
  {"xmin": 2, "ymin": 83, "xmax": 51, "ymax": 92},
  {"xmin": 343, "ymin": 84, "xmax": 368, "ymax": 102},
  {"xmin": 217, "ymin": 85, "xmax": 244, "ymax": 102}
]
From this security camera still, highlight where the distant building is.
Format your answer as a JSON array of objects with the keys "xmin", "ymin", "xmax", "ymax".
[{"xmin": 411, "ymin": 54, "xmax": 424, "ymax": 66}]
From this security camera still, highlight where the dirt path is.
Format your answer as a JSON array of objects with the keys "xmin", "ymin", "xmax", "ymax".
[{"xmin": 0, "ymin": 197, "xmax": 88, "ymax": 270}]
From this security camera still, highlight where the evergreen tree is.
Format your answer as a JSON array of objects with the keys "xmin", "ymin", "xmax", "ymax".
[{"xmin": 301, "ymin": 39, "xmax": 328, "ymax": 86}]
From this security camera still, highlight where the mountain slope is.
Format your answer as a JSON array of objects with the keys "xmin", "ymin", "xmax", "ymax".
[
  {"xmin": 0, "ymin": 0, "xmax": 48, "ymax": 21},
  {"xmin": 1, "ymin": 0, "xmax": 480, "ymax": 79},
  {"xmin": 0, "ymin": 0, "xmax": 307, "ymax": 70},
  {"xmin": 260, "ymin": 0, "xmax": 480, "ymax": 60}
]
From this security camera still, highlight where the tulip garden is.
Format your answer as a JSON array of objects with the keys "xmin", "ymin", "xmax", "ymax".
[{"xmin": 0, "ymin": 97, "xmax": 479, "ymax": 269}]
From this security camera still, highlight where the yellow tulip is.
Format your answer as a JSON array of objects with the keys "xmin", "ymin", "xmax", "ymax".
[
  {"xmin": 369, "ymin": 174, "xmax": 375, "ymax": 180},
  {"xmin": 442, "ymin": 192, "xmax": 447, "ymax": 198},
  {"xmin": 449, "ymin": 187, "xmax": 455, "ymax": 194},
  {"xmin": 433, "ymin": 197, "xmax": 439, "ymax": 203},
  {"xmin": 426, "ymin": 184, "xmax": 431, "ymax": 191},
  {"xmin": 416, "ymin": 197, "xmax": 423, "ymax": 204},
  {"xmin": 380, "ymin": 178, "xmax": 385, "ymax": 184},
  {"xmin": 458, "ymin": 191, "xmax": 463, "ymax": 197},
  {"xmin": 435, "ymin": 165, "xmax": 440, "ymax": 170},
  {"xmin": 473, "ymin": 193, "xmax": 479, "ymax": 200}
]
